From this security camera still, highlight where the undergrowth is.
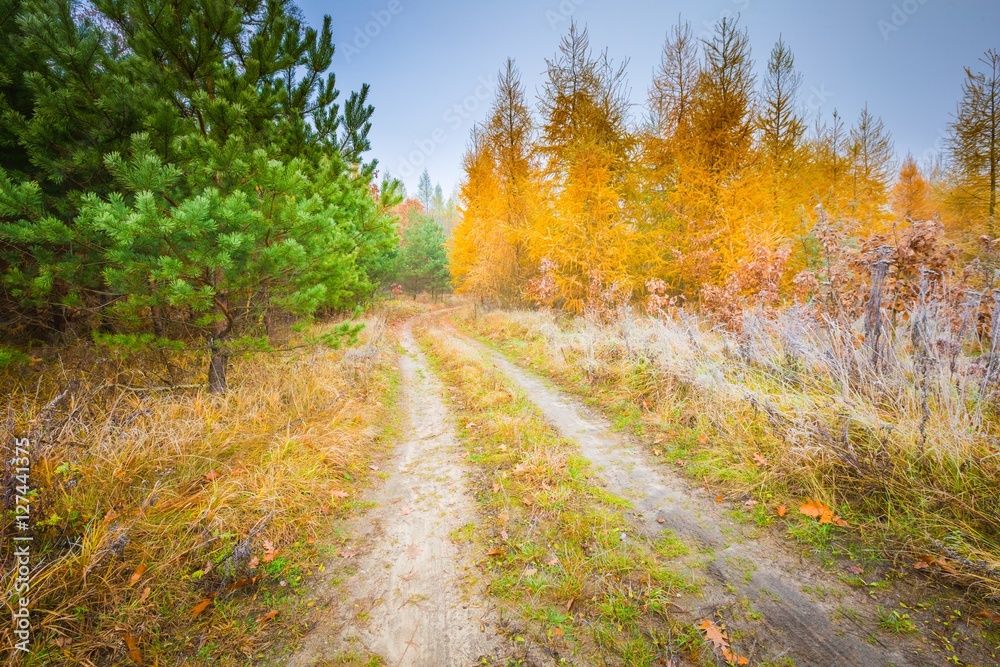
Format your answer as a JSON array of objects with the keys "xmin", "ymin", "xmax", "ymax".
[
  {"xmin": 0, "ymin": 314, "xmax": 399, "ymax": 666},
  {"xmin": 416, "ymin": 327, "xmax": 713, "ymax": 667},
  {"xmin": 457, "ymin": 306, "xmax": 1000, "ymax": 602}
]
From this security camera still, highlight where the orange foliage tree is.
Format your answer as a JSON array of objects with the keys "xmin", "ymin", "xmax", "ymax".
[{"xmin": 448, "ymin": 16, "xmax": 993, "ymax": 316}]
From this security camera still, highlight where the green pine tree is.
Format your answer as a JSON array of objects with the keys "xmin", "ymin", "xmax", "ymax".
[
  {"xmin": 0, "ymin": 0, "xmax": 401, "ymax": 391},
  {"xmin": 397, "ymin": 214, "xmax": 450, "ymax": 299}
]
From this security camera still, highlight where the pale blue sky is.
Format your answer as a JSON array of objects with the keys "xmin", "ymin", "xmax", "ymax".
[{"xmin": 297, "ymin": 0, "xmax": 998, "ymax": 197}]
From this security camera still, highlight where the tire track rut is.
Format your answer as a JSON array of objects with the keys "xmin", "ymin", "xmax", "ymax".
[
  {"xmin": 443, "ymin": 324, "xmax": 926, "ymax": 667},
  {"xmin": 288, "ymin": 321, "xmax": 501, "ymax": 667}
]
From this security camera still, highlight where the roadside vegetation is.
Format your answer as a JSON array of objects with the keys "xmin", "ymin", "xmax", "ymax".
[
  {"xmin": 0, "ymin": 314, "xmax": 399, "ymax": 666},
  {"xmin": 458, "ymin": 300, "xmax": 1000, "ymax": 607}
]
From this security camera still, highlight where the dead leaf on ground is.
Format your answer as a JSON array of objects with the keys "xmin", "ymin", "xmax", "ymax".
[
  {"xmin": 262, "ymin": 540, "xmax": 278, "ymax": 563},
  {"xmin": 226, "ymin": 575, "xmax": 263, "ymax": 592},
  {"xmin": 204, "ymin": 470, "xmax": 220, "ymax": 482},
  {"xmin": 491, "ymin": 482, "xmax": 501, "ymax": 493},
  {"xmin": 247, "ymin": 556, "xmax": 260, "ymax": 570},
  {"xmin": 138, "ymin": 586, "xmax": 151, "ymax": 603},
  {"xmin": 500, "ymin": 529, "xmax": 509, "ymax": 540},
  {"xmin": 399, "ymin": 505, "xmax": 413, "ymax": 516},
  {"xmin": 723, "ymin": 649, "xmax": 750, "ymax": 666},
  {"xmin": 341, "ymin": 549, "xmax": 359, "ymax": 559},
  {"xmin": 799, "ymin": 498, "xmax": 848, "ymax": 527},
  {"xmin": 486, "ymin": 548, "xmax": 505, "ymax": 557},
  {"xmin": 330, "ymin": 489, "xmax": 350, "ymax": 499},
  {"xmin": 752, "ymin": 453, "xmax": 769, "ymax": 467},
  {"xmin": 913, "ymin": 554, "xmax": 958, "ymax": 575},
  {"xmin": 845, "ymin": 565, "xmax": 863, "ymax": 575},
  {"xmin": 259, "ymin": 610, "xmax": 279, "ymax": 623},
  {"xmin": 776, "ymin": 505, "xmax": 787, "ymax": 517},
  {"xmin": 128, "ymin": 564, "xmax": 147, "ymax": 587},
  {"xmin": 524, "ymin": 566, "xmax": 538, "ymax": 577},
  {"xmin": 405, "ymin": 543, "xmax": 421, "ymax": 559},
  {"xmin": 697, "ymin": 618, "xmax": 729, "ymax": 651},
  {"xmin": 190, "ymin": 598, "xmax": 212, "ymax": 618},
  {"xmin": 124, "ymin": 633, "xmax": 142, "ymax": 665},
  {"xmin": 522, "ymin": 497, "xmax": 534, "ymax": 507},
  {"xmin": 974, "ymin": 609, "xmax": 1000, "ymax": 624},
  {"xmin": 545, "ymin": 556, "xmax": 559, "ymax": 566},
  {"xmin": 657, "ymin": 518, "xmax": 665, "ymax": 524}
]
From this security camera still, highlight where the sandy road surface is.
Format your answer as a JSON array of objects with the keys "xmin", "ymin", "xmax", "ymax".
[{"xmin": 288, "ymin": 321, "xmax": 501, "ymax": 667}]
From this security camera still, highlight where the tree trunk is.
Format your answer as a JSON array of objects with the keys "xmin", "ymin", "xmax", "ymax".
[
  {"xmin": 151, "ymin": 306, "xmax": 166, "ymax": 338},
  {"xmin": 208, "ymin": 340, "xmax": 229, "ymax": 394}
]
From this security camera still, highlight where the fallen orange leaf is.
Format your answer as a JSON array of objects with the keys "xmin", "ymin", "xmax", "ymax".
[
  {"xmin": 723, "ymin": 648, "xmax": 750, "ymax": 666},
  {"xmin": 697, "ymin": 618, "xmax": 729, "ymax": 651},
  {"xmin": 330, "ymin": 489, "xmax": 350, "ymax": 499},
  {"xmin": 799, "ymin": 498, "xmax": 848, "ymax": 527},
  {"xmin": 259, "ymin": 610, "xmax": 279, "ymax": 623},
  {"xmin": 204, "ymin": 470, "xmax": 220, "ymax": 482},
  {"xmin": 124, "ymin": 633, "xmax": 142, "ymax": 665},
  {"xmin": 128, "ymin": 564, "xmax": 147, "ymax": 587},
  {"xmin": 262, "ymin": 540, "xmax": 277, "ymax": 563},
  {"xmin": 917, "ymin": 555, "xmax": 959, "ymax": 575},
  {"xmin": 776, "ymin": 505, "xmax": 787, "ymax": 517},
  {"xmin": 799, "ymin": 498, "xmax": 827, "ymax": 519},
  {"xmin": 975, "ymin": 609, "xmax": 1000, "ymax": 624},
  {"xmin": 138, "ymin": 586, "xmax": 151, "ymax": 603},
  {"xmin": 190, "ymin": 598, "xmax": 212, "ymax": 618}
]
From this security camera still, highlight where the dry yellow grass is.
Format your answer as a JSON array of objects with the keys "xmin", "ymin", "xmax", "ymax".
[{"xmin": 1, "ymin": 314, "xmax": 399, "ymax": 666}]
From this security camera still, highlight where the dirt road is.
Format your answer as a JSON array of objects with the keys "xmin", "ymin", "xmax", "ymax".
[
  {"xmin": 288, "ymin": 321, "xmax": 501, "ymax": 667},
  {"xmin": 442, "ymin": 323, "xmax": 927, "ymax": 667},
  {"xmin": 286, "ymin": 312, "xmax": 958, "ymax": 667}
]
